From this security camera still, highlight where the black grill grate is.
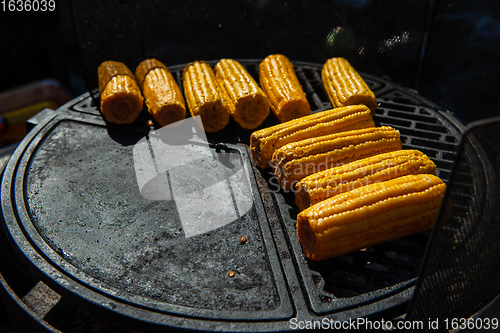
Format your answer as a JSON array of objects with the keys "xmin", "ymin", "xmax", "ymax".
[
  {"xmin": 59, "ymin": 60, "xmax": 464, "ymax": 315},
  {"xmin": 406, "ymin": 117, "xmax": 500, "ymax": 332}
]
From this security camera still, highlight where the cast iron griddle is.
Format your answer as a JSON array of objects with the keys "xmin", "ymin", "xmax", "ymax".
[{"xmin": 1, "ymin": 60, "xmax": 463, "ymax": 332}]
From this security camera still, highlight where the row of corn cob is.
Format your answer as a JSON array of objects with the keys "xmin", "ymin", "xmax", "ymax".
[
  {"xmin": 97, "ymin": 55, "xmax": 375, "ymax": 130},
  {"xmin": 98, "ymin": 55, "xmax": 306, "ymax": 130},
  {"xmin": 251, "ymin": 63, "xmax": 446, "ymax": 260},
  {"xmin": 251, "ymin": 109, "xmax": 446, "ymax": 261}
]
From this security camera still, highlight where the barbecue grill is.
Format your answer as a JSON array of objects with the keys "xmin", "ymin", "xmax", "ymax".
[
  {"xmin": 1, "ymin": 1, "xmax": 499, "ymax": 332},
  {"xmin": 0, "ymin": 59, "xmax": 475, "ymax": 331}
]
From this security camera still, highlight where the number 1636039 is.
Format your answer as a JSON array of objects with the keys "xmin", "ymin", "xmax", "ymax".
[{"xmin": 2, "ymin": 0, "xmax": 56, "ymax": 12}]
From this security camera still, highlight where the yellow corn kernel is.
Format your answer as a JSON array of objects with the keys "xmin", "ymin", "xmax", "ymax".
[
  {"xmin": 259, "ymin": 54, "xmax": 310, "ymax": 122},
  {"xmin": 135, "ymin": 58, "xmax": 186, "ymax": 127},
  {"xmin": 297, "ymin": 174, "xmax": 446, "ymax": 261},
  {"xmin": 295, "ymin": 150, "xmax": 437, "ymax": 211},
  {"xmin": 322, "ymin": 57, "xmax": 377, "ymax": 113},
  {"xmin": 182, "ymin": 61, "xmax": 230, "ymax": 132},
  {"xmin": 98, "ymin": 61, "xmax": 144, "ymax": 124},
  {"xmin": 214, "ymin": 59, "xmax": 270, "ymax": 129},
  {"xmin": 272, "ymin": 126, "xmax": 402, "ymax": 191},
  {"xmin": 250, "ymin": 104, "xmax": 374, "ymax": 169}
]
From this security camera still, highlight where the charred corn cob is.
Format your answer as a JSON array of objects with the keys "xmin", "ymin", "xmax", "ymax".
[
  {"xmin": 322, "ymin": 57, "xmax": 377, "ymax": 113},
  {"xmin": 259, "ymin": 54, "xmax": 310, "ymax": 122},
  {"xmin": 295, "ymin": 150, "xmax": 437, "ymax": 211},
  {"xmin": 297, "ymin": 174, "xmax": 446, "ymax": 261},
  {"xmin": 182, "ymin": 61, "xmax": 230, "ymax": 132},
  {"xmin": 272, "ymin": 126, "xmax": 402, "ymax": 191},
  {"xmin": 214, "ymin": 59, "xmax": 270, "ymax": 129},
  {"xmin": 250, "ymin": 104, "xmax": 375, "ymax": 169},
  {"xmin": 98, "ymin": 61, "xmax": 144, "ymax": 124},
  {"xmin": 135, "ymin": 58, "xmax": 186, "ymax": 127}
]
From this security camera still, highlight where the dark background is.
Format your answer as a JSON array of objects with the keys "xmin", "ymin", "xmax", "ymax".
[
  {"xmin": 1, "ymin": 0, "xmax": 499, "ymax": 123},
  {"xmin": 1, "ymin": 1, "xmax": 499, "ymax": 330}
]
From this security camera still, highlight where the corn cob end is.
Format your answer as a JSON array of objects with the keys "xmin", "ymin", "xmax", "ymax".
[
  {"xmin": 197, "ymin": 100, "xmax": 231, "ymax": 132},
  {"xmin": 250, "ymin": 133, "xmax": 266, "ymax": 168},
  {"xmin": 295, "ymin": 183, "xmax": 312, "ymax": 211},
  {"xmin": 297, "ymin": 214, "xmax": 319, "ymax": 260},
  {"xmin": 231, "ymin": 94, "xmax": 270, "ymax": 129},
  {"xmin": 98, "ymin": 61, "xmax": 144, "ymax": 124},
  {"xmin": 149, "ymin": 102, "xmax": 186, "ymax": 127},
  {"xmin": 276, "ymin": 99, "xmax": 310, "ymax": 123},
  {"xmin": 100, "ymin": 75, "xmax": 144, "ymax": 124}
]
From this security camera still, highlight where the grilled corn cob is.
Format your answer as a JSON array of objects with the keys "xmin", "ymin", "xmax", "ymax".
[
  {"xmin": 98, "ymin": 61, "xmax": 144, "ymax": 124},
  {"xmin": 250, "ymin": 104, "xmax": 375, "ymax": 169},
  {"xmin": 322, "ymin": 57, "xmax": 377, "ymax": 113},
  {"xmin": 272, "ymin": 126, "xmax": 402, "ymax": 191},
  {"xmin": 135, "ymin": 58, "xmax": 186, "ymax": 127},
  {"xmin": 297, "ymin": 174, "xmax": 446, "ymax": 261},
  {"xmin": 214, "ymin": 59, "xmax": 270, "ymax": 129},
  {"xmin": 295, "ymin": 150, "xmax": 437, "ymax": 211},
  {"xmin": 183, "ymin": 61, "xmax": 230, "ymax": 132},
  {"xmin": 259, "ymin": 54, "xmax": 310, "ymax": 122}
]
